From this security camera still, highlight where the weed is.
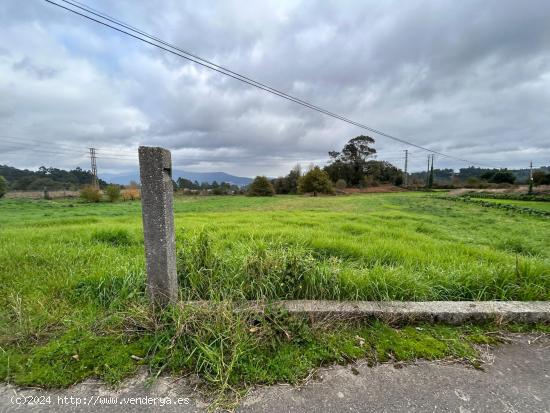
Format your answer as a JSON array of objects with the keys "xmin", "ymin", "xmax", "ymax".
[{"xmin": 91, "ymin": 228, "xmax": 134, "ymax": 246}]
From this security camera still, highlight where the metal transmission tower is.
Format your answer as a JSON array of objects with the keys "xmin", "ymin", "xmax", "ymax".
[
  {"xmin": 403, "ymin": 150, "xmax": 408, "ymax": 187},
  {"xmin": 89, "ymin": 147, "xmax": 98, "ymax": 188}
]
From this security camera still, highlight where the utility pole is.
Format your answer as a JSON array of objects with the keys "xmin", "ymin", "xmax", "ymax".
[
  {"xmin": 528, "ymin": 161, "xmax": 533, "ymax": 194},
  {"xmin": 403, "ymin": 150, "xmax": 408, "ymax": 187},
  {"xmin": 89, "ymin": 147, "xmax": 98, "ymax": 189},
  {"xmin": 428, "ymin": 154, "xmax": 434, "ymax": 188},
  {"xmin": 426, "ymin": 155, "xmax": 431, "ymax": 188}
]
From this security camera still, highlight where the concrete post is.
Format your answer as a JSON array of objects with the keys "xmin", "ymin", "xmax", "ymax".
[{"xmin": 138, "ymin": 146, "xmax": 178, "ymax": 307}]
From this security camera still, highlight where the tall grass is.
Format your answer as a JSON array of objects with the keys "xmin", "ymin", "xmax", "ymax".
[{"xmin": 0, "ymin": 194, "xmax": 549, "ymax": 404}]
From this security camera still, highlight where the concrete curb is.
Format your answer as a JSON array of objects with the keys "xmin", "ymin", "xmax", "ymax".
[{"xmin": 274, "ymin": 300, "xmax": 550, "ymax": 325}]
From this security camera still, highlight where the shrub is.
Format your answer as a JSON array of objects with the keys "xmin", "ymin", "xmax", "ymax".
[
  {"xmin": 362, "ymin": 175, "xmax": 375, "ymax": 187},
  {"xmin": 80, "ymin": 185, "xmax": 101, "ymax": 202},
  {"xmin": 298, "ymin": 167, "xmax": 333, "ymax": 196},
  {"xmin": 335, "ymin": 179, "xmax": 347, "ymax": 190},
  {"xmin": 248, "ymin": 176, "xmax": 275, "ymax": 196},
  {"xmin": 105, "ymin": 185, "xmax": 121, "ymax": 202},
  {"xmin": 394, "ymin": 175, "xmax": 404, "ymax": 186},
  {"xmin": 533, "ymin": 171, "xmax": 550, "ymax": 186},
  {"xmin": 121, "ymin": 186, "xmax": 140, "ymax": 201},
  {"xmin": 465, "ymin": 177, "xmax": 481, "ymax": 188},
  {"xmin": 0, "ymin": 176, "xmax": 6, "ymax": 198}
]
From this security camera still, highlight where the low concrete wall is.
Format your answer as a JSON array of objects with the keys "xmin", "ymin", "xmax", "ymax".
[
  {"xmin": 5, "ymin": 190, "xmax": 80, "ymax": 199},
  {"xmin": 277, "ymin": 300, "xmax": 550, "ymax": 324}
]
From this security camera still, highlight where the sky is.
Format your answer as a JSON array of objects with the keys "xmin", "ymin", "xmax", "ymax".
[{"xmin": 1, "ymin": 0, "xmax": 550, "ymax": 178}]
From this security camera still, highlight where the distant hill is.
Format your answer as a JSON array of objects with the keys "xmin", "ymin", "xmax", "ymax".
[
  {"xmin": 0, "ymin": 164, "xmax": 253, "ymax": 189},
  {"xmin": 101, "ymin": 170, "xmax": 253, "ymax": 186}
]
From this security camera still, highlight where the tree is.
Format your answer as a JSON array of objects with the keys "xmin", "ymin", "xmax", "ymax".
[
  {"xmin": 0, "ymin": 164, "xmax": 106, "ymax": 190},
  {"xmin": 248, "ymin": 176, "xmax": 275, "ymax": 196},
  {"xmin": 105, "ymin": 185, "xmax": 121, "ymax": 202},
  {"xmin": 26, "ymin": 177, "xmax": 61, "ymax": 190},
  {"xmin": 0, "ymin": 176, "xmax": 6, "ymax": 198},
  {"xmin": 177, "ymin": 177, "xmax": 196, "ymax": 190},
  {"xmin": 272, "ymin": 165, "xmax": 301, "ymax": 194},
  {"xmin": 364, "ymin": 160, "xmax": 402, "ymax": 184},
  {"xmin": 533, "ymin": 171, "xmax": 550, "ymax": 186},
  {"xmin": 298, "ymin": 166, "xmax": 333, "ymax": 196},
  {"xmin": 480, "ymin": 170, "xmax": 498, "ymax": 181},
  {"xmin": 489, "ymin": 170, "xmax": 516, "ymax": 184},
  {"xmin": 325, "ymin": 135, "xmax": 377, "ymax": 186}
]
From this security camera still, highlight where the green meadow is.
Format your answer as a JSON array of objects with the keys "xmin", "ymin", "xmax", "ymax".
[{"xmin": 0, "ymin": 193, "xmax": 549, "ymax": 403}]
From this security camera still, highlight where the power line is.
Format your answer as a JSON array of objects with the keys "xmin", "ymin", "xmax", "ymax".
[
  {"xmin": 0, "ymin": 136, "xmax": 90, "ymax": 154},
  {"xmin": 1, "ymin": 142, "xmax": 88, "ymax": 158},
  {"xmin": 45, "ymin": 0, "xmax": 498, "ymax": 169},
  {"xmin": 0, "ymin": 136, "xmax": 138, "ymax": 159}
]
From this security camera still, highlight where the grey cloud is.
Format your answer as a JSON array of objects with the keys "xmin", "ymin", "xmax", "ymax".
[{"xmin": 1, "ymin": 0, "xmax": 550, "ymax": 177}]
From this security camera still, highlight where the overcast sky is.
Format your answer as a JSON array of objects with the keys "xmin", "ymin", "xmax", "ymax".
[{"xmin": 1, "ymin": 0, "xmax": 550, "ymax": 177}]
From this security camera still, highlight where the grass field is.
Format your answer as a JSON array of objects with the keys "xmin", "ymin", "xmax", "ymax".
[{"xmin": 1, "ymin": 193, "xmax": 549, "ymax": 403}]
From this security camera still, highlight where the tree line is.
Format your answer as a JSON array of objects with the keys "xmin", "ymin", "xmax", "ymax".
[
  {"xmin": 2, "ymin": 137, "xmax": 549, "ymax": 200},
  {"xmin": 174, "ymin": 178, "xmax": 244, "ymax": 195},
  {"xmin": 409, "ymin": 166, "xmax": 550, "ymax": 186},
  {"xmin": 0, "ymin": 164, "xmax": 106, "ymax": 190},
  {"xmin": 248, "ymin": 135, "xmax": 550, "ymax": 196},
  {"xmin": 250, "ymin": 135, "xmax": 403, "ymax": 196}
]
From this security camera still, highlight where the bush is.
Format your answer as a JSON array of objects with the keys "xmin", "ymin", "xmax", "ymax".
[
  {"xmin": 465, "ymin": 177, "xmax": 482, "ymax": 188},
  {"xmin": 0, "ymin": 176, "xmax": 6, "ymax": 198},
  {"xmin": 105, "ymin": 185, "xmax": 121, "ymax": 202},
  {"xmin": 298, "ymin": 167, "xmax": 333, "ymax": 196},
  {"xmin": 533, "ymin": 171, "xmax": 550, "ymax": 186},
  {"xmin": 362, "ymin": 175, "xmax": 378, "ymax": 187},
  {"xmin": 248, "ymin": 176, "xmax": 275, "ymax": 196},
  {"xmin": 394, "ymin": 176, "xmax": 404, "ymax": 186},
  {"xmin": 80, "ymin": 185, "xmax": 101, "ymax": 202},
  {"xmin": 121, "ymin": 187, "xmax": 140, "ymax": 201},
  {"xmin": 335, "ymin": 179, "xmax": 347, "ymax": 190}
]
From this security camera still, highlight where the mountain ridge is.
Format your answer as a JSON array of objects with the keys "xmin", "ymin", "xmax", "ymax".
[{"xmin": 100, "ymin": 170, "xmax": 253, "ymax": 186}]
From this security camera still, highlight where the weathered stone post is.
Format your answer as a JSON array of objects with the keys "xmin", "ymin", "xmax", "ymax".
[{"xmin": 138, "ymin": 146, "xmax": 178, "ymax": 307}]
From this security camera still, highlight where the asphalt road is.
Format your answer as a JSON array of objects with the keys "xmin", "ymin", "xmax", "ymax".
[{"xmin": 1, "ymin": 334, "xmax": 548, "ymax": 412}]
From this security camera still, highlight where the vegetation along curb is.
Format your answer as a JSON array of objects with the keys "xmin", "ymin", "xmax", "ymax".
[{"xmin": 442, "ymin": 196, "xmax": 550, "ymax": 217}]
